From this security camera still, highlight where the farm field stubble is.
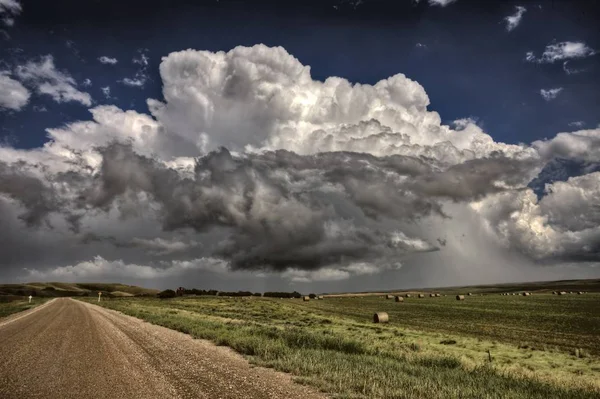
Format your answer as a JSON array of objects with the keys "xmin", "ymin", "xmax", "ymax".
[{"xmin": 77, "ymin": 293, "xmax": 600, "ymax": 399}]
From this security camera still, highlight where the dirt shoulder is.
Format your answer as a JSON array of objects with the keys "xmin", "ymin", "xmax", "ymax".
[{"xmin": 0, "ymin": 298, "xmax": 327, "ymax": 399}]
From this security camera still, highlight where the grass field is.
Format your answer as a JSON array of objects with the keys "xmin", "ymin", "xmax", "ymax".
[
  {"xmin": 0, "ymin": 298, "xmax": 48, "ymax": 318},
  {"xmin": 80, "ymin": 292, "xmax": 600, "ymax": 399}
]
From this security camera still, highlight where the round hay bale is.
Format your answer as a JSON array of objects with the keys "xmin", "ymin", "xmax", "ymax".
[
  {"xmin": 578, "ymin": 291, "xmax": 583, "ymax": 295},
  {"xmin": 430, "ymin": 293, "xmax": 435, "ymax": 297},
  {"xmin": 395, "ymin": 296, "xmax": 404, "ymax": 302},
  {"xmin": 373, "ymin": 312, "xmax": 389, "ymax": 323},
  {"xmin": 318, "ymin": 295, "xmax": 324, "ymax": 300},
  {"xmin": 468, "ymin": 293, "xmax": 473, "ymax": 296},
  {"xmin": 552, "ymin": 291, "xmax": 557, "ymax": 295},
  {"xmin": 456, "ymin": 295, "xmax": 465, "ymax": 301},
  {"xmin": 386, "ymin": 294, "xmax": 394, "ymax": 300},
  {"xmin": 303, "ymin": 296, "xmax": 310, "ymax": 302},
  {"xmin": 405, "ymin": 294, "xmax": 411, "ymax": 298},
  {"xmin": 435, "ymin": 294, "xmax": 441, "ymax": 297},
  {"xmin": 418, "ymin": 294, "xmax": 425, "ymax": 298},
  {"xmin": 558, "ymin": 291, "xmax": 567, "ymax": 295},
  {"xmin": 522, "ymin": 292, "xmax": 530, "ymax": 296}
]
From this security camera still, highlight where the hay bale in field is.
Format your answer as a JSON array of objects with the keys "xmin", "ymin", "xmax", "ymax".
[
  {"xmin": 430, "ymin": 293, "xmax": 435, "ymax": 297},
  {"xmin": 373, "ymin": 312, "xmax": 389, "ymax": 323},
  {"xmin": 558, "ymin": 291, "xmax": 567, "ymax": 295},
  {"xmin": 456, "ymin": 295, "xmax": 465, "ymax": 301},
  {"xmin": 318, "ymin": 295, "xmax": 324, "ymax": 300},
  {"xmin": 418, "ymin": 294, "xmax": 425, "ymax": 298},
  {"xmin": 386, "ymin": 294, "xmax": 394, "ymax": 299},
  {"xmin": 436, "ymin": 294, "xmax": 441, "ymax": 297},
  {"xmin": 405, "ymin": 294, "xmax": 411, "ymax": 298},
  {"xmin": 578, "ymin": 291, "xmax": 583, "ymax": 295},
  {"xmin": 395, "ymin": 296, "xmax": 404, "ymax": 302},
  {"xmin": 522, "ymin": 292, "xmax": 530, "ymax": 296},
  {"xmin": 552, "ymin": 291, "xmax": 557, "ymax": 295},
  {"xmin": 468, "ymin": 293, "xmax": 473, "ymax": 296},
  {"xmin": 303, "ymin": 296, "xmax": 310, "ymax": 301}
]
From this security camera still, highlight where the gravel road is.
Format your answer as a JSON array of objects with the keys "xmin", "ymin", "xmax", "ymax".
[{"xmin": 0, "ymin": 298, "xmax": 327, "ymax": 399}]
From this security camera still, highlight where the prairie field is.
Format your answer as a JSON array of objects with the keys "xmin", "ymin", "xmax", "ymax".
[
  {"xmin": 78, "ymin": 291, "xmax": 600, "ymax": 399},
  {"xmin": 0, "ymin": 298, "xmax": 48, "ymax": 318}
]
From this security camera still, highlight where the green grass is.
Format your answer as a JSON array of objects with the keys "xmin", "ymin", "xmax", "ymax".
[
  {"xmin": 0, "ymin": 298, "xmax": 48, "ymax": 318},
  {"xmin": 79, "ymin": 294, "xmax": 600, "ymax": 399},
  {"xmin": 312, "ymin": 294, "xmax": 600, "ymax": 356}
]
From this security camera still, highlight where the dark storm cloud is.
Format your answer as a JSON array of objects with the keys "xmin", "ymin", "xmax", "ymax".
[
  {"xmin": 0, "ymin": 160, "xmax": 62, "ymax": 226},
  {"xmin": 51, "ymin": 141, "xmax": 533, "ymax": 271},
  {"xmin": 408, "ymin": 155, "xmax": 541, "ymax": 201}
]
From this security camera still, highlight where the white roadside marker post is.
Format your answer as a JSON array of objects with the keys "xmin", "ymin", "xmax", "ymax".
[
  {"xmin": 98, "ymin": 292, "xmax": 102, "ymax": 302},
  {"xmin": 28, "ymin": 295, "xmax": 32, "ymax": 303}
]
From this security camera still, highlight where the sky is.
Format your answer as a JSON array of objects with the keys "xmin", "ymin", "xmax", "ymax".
[{"xmin": 0, "ymin": 0, "xmax": 599, "ymax": 292}]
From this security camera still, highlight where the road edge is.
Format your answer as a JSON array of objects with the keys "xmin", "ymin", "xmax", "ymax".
[{"xmin": 0, "ymin": 298, "xmax": 57, "ymax": 329}]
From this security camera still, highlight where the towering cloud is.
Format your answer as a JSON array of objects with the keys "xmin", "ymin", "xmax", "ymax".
[{"xmin": 0, "ymin": 45, "xmax": 598, "ymax": 286}]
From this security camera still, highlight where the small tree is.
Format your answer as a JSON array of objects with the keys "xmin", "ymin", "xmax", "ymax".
[
  {"xmin": 157, "ymin": 289, "xmax": 177, "ymax": 299},
  {"xmin": 309, "ymin": 293, "xmax": 317, "ymax": 299}
]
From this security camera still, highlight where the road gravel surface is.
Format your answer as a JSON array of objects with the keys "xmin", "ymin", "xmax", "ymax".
[{"xmin": 0, "ymin": 298, "xmax": 327, "ymax": 399}]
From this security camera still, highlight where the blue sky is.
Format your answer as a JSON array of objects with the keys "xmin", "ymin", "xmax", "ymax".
[
  {"xmin": 0, "ymin": 0, "xmax": 599, "ymax": 290},
  {"xmin": 1, "ymin": 0, "xmax": 598, "ymax": 149}
]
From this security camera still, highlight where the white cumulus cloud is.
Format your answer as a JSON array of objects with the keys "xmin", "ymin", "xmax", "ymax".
[
  {"xmin": 101, "ymin": 86, "xmax": 111, "ymax": 99},
  {"xmin": 0, "ymin": 71, "xmax": 30, "ymax": 110},
  {"xmin": 504, "ymin": 6, "xmax": 526, "ymax": 32},
  {"xmin": 532, "ymin": 128, "xmax": 600, "ymax": 162},
  {"xmin": 15, "ymin": 55, "xmax": 92, "ymax": 106},
  {"xmin": 98, "ymin": 56, "xmax": 118, "ymax": 65},
  {"xmin": 540, "ymin": 87, "xmax": 563, "ymax": 101},
  {"xmin": 428, "ymin": 0, "xmax": 457, "ymax": 6},
  {"xmin": 25, "ymin": 256, "xmax": 229, "ymax": 280},
  {"xmin": 568, "ymin": 121, "xmax": 585, "ymax": 128},
  {"xmin": 0, "ymin": 0, "xmax": 21, "ymax": 27},
  {"xmin": 527, "ymin": 41, "xmax": 596, "ymax": 64},
  {"xmin": 120, "ymin": 49, "xmax": 150, "ymax": 88}
]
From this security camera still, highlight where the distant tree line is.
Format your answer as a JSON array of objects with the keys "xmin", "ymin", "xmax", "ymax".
[
  {"xmin": 262, "ymin": 291, "xmax": 303, "ymax": 298},
  {"xmin": 179, "ymin": 289, "xmax": 262, "ymax": 297},
  {"xmin": 158, "ymin": 288, "xmax": 304, "ymax": 299}
]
